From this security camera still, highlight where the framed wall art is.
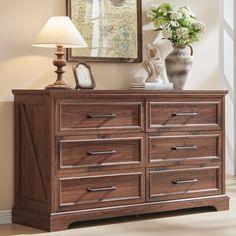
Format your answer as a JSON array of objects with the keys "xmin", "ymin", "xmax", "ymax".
[{"xmin": 67, "ymin": 0, "xmax": 142, "ymax": 63}]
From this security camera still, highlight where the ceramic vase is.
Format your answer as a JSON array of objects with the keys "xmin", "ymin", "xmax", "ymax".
[{"xmin": 165, "ymin": 45, "xmax": 194, "ymax": 90}]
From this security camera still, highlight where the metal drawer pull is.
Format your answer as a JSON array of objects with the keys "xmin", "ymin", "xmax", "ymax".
[
  {"xmin": 87, "ymin": 113, "xmax": 117, "ymax": 119},
  {"xmin": 87, "ymin": 150, "xmax": 116, "ymax": 156},
  {"xmin": 87, "ymin": 186, "xmax": 116, "ymax": 192},
  {"xmin": 172, "ymin": 145, "xmax": 198, "ymax": 151},
  {"xmin": 172, "ymin": 179, "xmax": 198, "ymax": 184},
  {"xmin": 172, "ymin": 112, "xmax": 198, "ymax": 117}
]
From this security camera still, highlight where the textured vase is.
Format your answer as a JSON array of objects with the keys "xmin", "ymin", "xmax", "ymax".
[{"xmin": 165, "ymin": 45, "xmax": 194, "ymax": 90}]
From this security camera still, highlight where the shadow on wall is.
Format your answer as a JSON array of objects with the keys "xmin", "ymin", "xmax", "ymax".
[
  {"xmin": 0, "ymin": 102, "xmax": 14, "ymax": 210},
  {"xmin": 186, "ymin": 69, "xmax": 220, "ymax": 90}
]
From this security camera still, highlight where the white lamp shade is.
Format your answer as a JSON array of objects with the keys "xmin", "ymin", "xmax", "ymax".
[{"xmin": 32, "ymin": 16, "xmax": 88, "ymax": 48}]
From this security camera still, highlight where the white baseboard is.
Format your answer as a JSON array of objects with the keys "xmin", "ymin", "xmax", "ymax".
[{"xmin": 0, "ymin": 210, "xmax": 12, "ymax": 224}]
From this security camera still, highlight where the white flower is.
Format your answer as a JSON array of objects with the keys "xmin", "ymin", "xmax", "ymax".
[
  {"xmin": 170, "ymin": 20, "xmax": 179, "ymax": 27},
  {"xmin": 163, "ymin": 27, "xmax": 172, "ymax": 39},
  {"xmin": 170, "ymin": 12, "xmax": 182, "ymax": 21},
  {"xmin": 194, "ymin": 21, "xmax": 206, "ymax": 32},
  {"xmin": 178, "ymin": 6, "xmax": 195, "ymax": 18},
  {"xmin": 158, "ymin": 3, "xmax": 174, "ymax": 15},
  {"xmin": 185, "ymin": 6, "xmax": 196, "ymax": 18},
  {"xmin": 176, "ymin": 27, "xmax": 189, "ymax": 39},
  {"xmin": 178, "ymin": 7, "xmax": 189, "ymax": 16},
  {"xmin": 147, "ymin": 3, "xmax": 204, "ymax": 46}
]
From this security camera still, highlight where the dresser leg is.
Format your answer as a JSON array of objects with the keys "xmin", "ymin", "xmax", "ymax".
[
  {"xmin": 213, "ymin": 196, "xmax": 230, "ymax": 211},
  {"xmin": 50, "ymin": 221, "xmax": 70, "ymax": 232},
  {"xmin": 12, "ymin": 208, "xmax": 51, "ymax": 232}
]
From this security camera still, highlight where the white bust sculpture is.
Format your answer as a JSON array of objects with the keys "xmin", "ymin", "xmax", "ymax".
[{"xmin": 142, "ymin": 44, "xmax": 164, "ymax": 83}]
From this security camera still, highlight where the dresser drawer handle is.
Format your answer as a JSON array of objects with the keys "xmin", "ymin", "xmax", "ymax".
[
  {"xmin": 87, "ymin": 186, "xmax": 117, "ymax": 192},
  {"xmin": 172, "ymin": 112, "xmax": 198, "ymax": 117},
  {"xmin": 172, "ymin": 145, "xmax": 198, "ymax": 151},
  {"xmin": 87, "ymin": 150, "xmax": 116, "ymax": 156},
  {"xmin": 87, "ymin": 113, "xmax": 117, "ymax": 119},
  {"xmin": 172, "ymin": 179, "xmax": 198, "ymax": 184}
]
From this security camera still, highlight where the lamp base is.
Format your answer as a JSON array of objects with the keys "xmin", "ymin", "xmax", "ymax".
[
  {"xmin": 45, "ymin": 45, "xmax": 72, "ymax": 90},
  {"xmin": 45, "ymin": 80, "xmax": 71, "ymax": 90}
]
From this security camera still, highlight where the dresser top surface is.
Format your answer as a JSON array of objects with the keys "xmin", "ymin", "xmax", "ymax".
[{"xmin": 12, "ymin": 89, "xmax": 228, "ymax": 96}]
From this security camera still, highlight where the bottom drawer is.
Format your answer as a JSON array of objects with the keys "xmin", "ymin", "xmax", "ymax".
[
  {"xmin": 147, "ymin": 166, "xmax": 222, "ymax": 202},
  {"xmin": 58, "ymin": 170, "xmax": 145, "ymax": 211}
]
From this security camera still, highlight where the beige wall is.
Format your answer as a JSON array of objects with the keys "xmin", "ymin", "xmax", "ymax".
[{"xmin": 0, "ymin": 0, "xmax": 219, "ymax": 210}]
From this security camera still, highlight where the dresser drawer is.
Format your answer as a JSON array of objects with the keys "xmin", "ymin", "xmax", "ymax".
[
  {"xmin": 147, "ymin": 100, "xmax": 222, "ymax": 132},
  {"xmin": 147, "ymin": 166, "xmax": 222, "ymax": 202},
  {"xmin": 148, "ymin": 133, "xmax": 222, "ymax": 166},
  {"xmin": 56, "ymin": 99, "xmax": 144, "ymax": 135},
  {"xmin": 57, "ymin": 134, "xmax": 145, "ymax": 171},
  {"xmin": 57, "ymin": 170, "xmax": 145, "ymax": 211}
]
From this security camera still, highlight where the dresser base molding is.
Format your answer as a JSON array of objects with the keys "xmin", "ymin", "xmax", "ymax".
[{"xmin": 12, "ymin": 195, "xmax": 229, "ymax": 232}]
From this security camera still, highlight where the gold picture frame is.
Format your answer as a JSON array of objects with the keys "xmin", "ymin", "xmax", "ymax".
[{"xmin": 67, "ymin": 0, "xmax": 142, "ymax": 63}]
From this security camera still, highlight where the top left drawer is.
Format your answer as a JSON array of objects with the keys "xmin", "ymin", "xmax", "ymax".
[{"xmin": 55, "ymin": 99, "xmax": 145, "ymax": 135}]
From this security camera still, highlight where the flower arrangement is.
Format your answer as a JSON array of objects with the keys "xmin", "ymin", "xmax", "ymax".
[{"xmin": 147, "ymin": 3, "xmax": 206, "ymax": 47}]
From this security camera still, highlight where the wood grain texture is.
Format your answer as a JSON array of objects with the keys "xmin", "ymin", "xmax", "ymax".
[
  {"xmin": 58, "ymin": 170, "xmax": 145, "ymax": 211},
  {"xmin": 57, "ymin": 133, "xmax": 145, "ymax": 172},
  {"xmin": 12, "ymin": 195, "xmax": 230, "ymax": 231},
  {"xmin": 12, "ymin": 90, "xmax": 229, "ymax": 232},
  {"xmin": 13, "ymin": 95, "xmax": 51, "ymax": 214},
  {"xmin": 147, "ymin": 166, "xmax": 222, "ymax": 202},
  {"xmin": 148, "ymin": 132, "xmax": 222, "ymax": 166},
  {"xmin": 56, "ymin": 99, "xmax": 144, "ymax": 135},
  {"xmin": 12, "ymin": 89, "xmax": 229, "ymax": 96},
  {"xmin": 147, "ymin": 100, "xmax": 222, "ymax": 132}
]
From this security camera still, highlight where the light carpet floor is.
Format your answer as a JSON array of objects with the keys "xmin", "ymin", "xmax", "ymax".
[{"xmin": 1, "ymin": 176, "xmax": 236, "ymax": 236}]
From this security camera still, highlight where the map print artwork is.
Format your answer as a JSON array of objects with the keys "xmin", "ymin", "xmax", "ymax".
[
  {"xmin": 110, "ymin": 0, "xmax": 126, "ymax": 7},
  {"xmin": 70, "ymin": 0, "xmax": 138, "ymax": 60}
]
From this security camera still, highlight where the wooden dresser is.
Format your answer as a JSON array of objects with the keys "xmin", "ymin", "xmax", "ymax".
[{"xmin": 12, "ymin": 90, "xmax": 229, "ymax": 231}]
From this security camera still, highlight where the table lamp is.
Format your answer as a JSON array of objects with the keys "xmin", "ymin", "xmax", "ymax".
[{"xmin": 33, "ymin": 16, "xmax": 87, "ymax": 89}]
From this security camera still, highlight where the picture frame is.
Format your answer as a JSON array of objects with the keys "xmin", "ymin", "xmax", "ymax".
[
  {"xmin": 66, "ymin": 0, "xmax": 142, "ymax": 63},
  {"xmin": 73, "ymin": 62, "xmax": 96, "ymax": 89}
]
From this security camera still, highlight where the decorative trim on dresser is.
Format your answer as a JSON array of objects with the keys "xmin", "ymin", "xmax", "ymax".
[{"xmin": 12, "ymin": 90, "xmax": 229, "ymax": 232}]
